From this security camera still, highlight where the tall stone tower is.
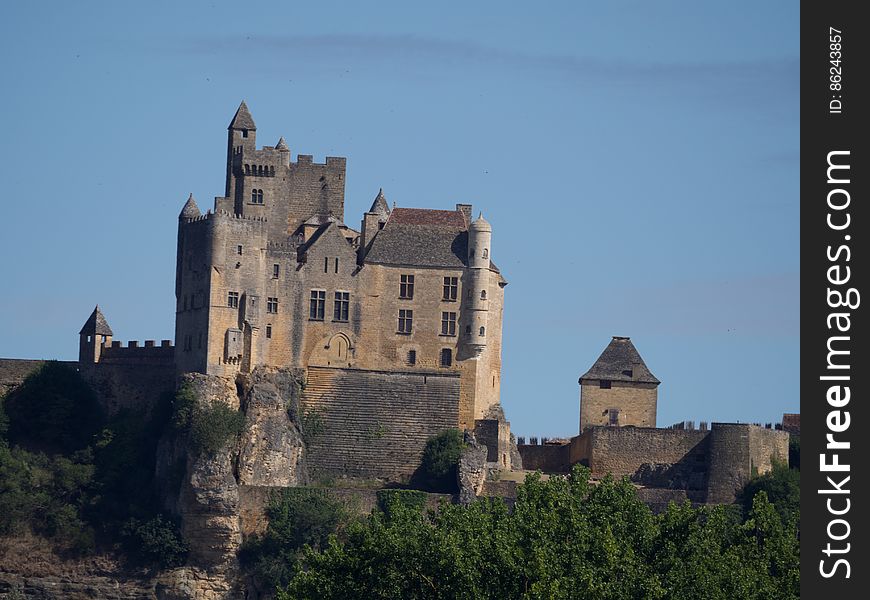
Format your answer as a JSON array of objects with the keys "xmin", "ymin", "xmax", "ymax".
[{"xmin": 578, "ymin": 336, "xmax": 660, "ymax": 432}]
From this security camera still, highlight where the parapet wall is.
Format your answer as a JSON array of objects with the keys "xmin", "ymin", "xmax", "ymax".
[
  {"xmin": 99, "ymin": 340, "xmax": 175, "ymax": 366},
  {"xmin": 520, "ymin": 423, "xmax": 789, "ymax": 504},
  {"xmin": 302, "ymin": 366, "xmax": 461, "ymax": 481}
]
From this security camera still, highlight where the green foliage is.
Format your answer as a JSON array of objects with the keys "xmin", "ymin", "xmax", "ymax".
[
  {"xmin": 0, "ymin": 444, "xmax": 96, "ymax": 553},
  {"xmin": 300, "ymin": 408, "xmax": 325, "ymax": 444},
  {"xmin": 412, "ymin": 428, "xmax": 465, "ymax": 493},
  {"xmin": 376, "ymin": 489, "xmax": 427, "ymax": 518},
  {"xmin": 190, "ymin": 400, "xmax": 245, "ymax": 455},
  {"xmin": 121, "ymin": 515, "xmax": 188, "ymax": 568},
  {"xmin": 0, "ymin": 376, "xmax": 181, "ymax": 566},
  {"xmin": 788, "ymin": 435, "xmax": 800, "ymax": 471},
  {"xmin": 739, "ymin": 460, "xmax": 800, "ymax": 528},
  {"xmin": 240, "ymin": 488, "xmax": 348, "ymax": 591},
  {"xmin": 3, "ymin": 362, "xmax": 104, "ymax": 454},
  {"xmin": 173, "ymin": 384, "xmax": 245, "ymax": 455},
  {"xmin": 279, "ymin": 466, "xmax": 799, "ymax": 600}
]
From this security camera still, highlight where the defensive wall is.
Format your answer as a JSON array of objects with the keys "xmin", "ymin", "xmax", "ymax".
[
  {"xmin": 301, "ymin": 365, "xmax": 461, "ymax": 481},
  {"xmin": 517, "ymin": 422, "xmax": 789, "ymax": 503}
]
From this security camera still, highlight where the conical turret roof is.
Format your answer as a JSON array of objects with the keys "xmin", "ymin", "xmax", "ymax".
[
  {"xmin": 580, "ymin": 336, "xmax": 659, "ymax": 384},
  {"xmin": 368, "ymin": 188, "xmax": 390, "ymax": 218},
  {"xmin": 180, "ymin": 193, "xmax": 201, "ymax": 219},
  {"xmin": 228, "ymin": 100, "xmax": 256, "ymax": 130},
  {"xmin": 470, "ymin": 212, "xmax": 491, "ymax": 231},
  {"xmin": 79, "ymin": 305, "xmax": 114, "ymax": 336}
]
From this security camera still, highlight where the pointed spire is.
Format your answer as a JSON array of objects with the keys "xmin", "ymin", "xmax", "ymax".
[
  {"xmin": 368, "ymin": 188, "xmax": 390, "ymax": 217},
  {"xmin": 228, "ymin": 100, "xmax": 256, "ymax": 131},
  {"xmin": 180, "ymin": 193, "xmax": 201, "ymax": 219},
  {"xmin": 275, "ymin": 136, "xmax": 289, "ymax": 152},
  {"xmin": 79, "ymin": 305, "xmax": 114, "ymax": 336},
  {"xmin": 470, "ymin": 211, "xmax": 491, "ymax": 231}
]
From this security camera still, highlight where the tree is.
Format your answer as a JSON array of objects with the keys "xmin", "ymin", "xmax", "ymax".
[
  {"xmin": 411, "ymin": 429, "xmax": 465, "ymax": 492},
  {"xmin": 280, "ymin": 466, "xmax": 799, "ymax": 600},
  {"xmin": 739, "ymin": 461, "xmax": 799, "ymax": 528}
]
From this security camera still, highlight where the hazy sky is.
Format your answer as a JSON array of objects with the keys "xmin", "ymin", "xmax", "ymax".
[{"xmin": 0, "ymin": 1, "xmax": 798, "ymax": 437}]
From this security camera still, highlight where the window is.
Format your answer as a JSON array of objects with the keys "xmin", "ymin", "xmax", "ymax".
[
  {"xmin": 398, "ymin": 309, "xmax": 413, "ymax": 334},
  {"xmin": 227, "ymin": 291, "xmax": 239, "ymax": 308},
  {"xmin": 480, "ymin": 290, "xmax": 487, "ymax": 300},
  {"xmin": 622, "ymin": 369, "xmax": 633, "ymax": 378},
  {"xmin": 251, "ymin": 189, "xmax": 264, "ymax": 204},
  {"xmin": 482, "ymin": 248, "xmax": 488, "ymax": 259},
  {"xmin": 334, "ymin": 257, "xmax": 339, "ymax": 273},
  {"xmin": 443, "ymin": 277, "xmax": 458, "ymax": 301},
  {"xmin": 479, "ymin": 326, "xmax": 485, "ymax": 337},
  {"xmin": 399, "ymin": 274, "xmax": 414, "ymax": 299},
  {"xmin": 600, "ymin": 380, "xmax": 612, "ymax": 389},
  {"xmin": 241, "ymin": 129, "xmax": 248, "ymax": 138},
  {"xmin": 465, "ymin": 325, "xmax": 471, "ymax": 334},
  {"xmin": 237, "ymin": 245, "xmax": 243, "ymax": 256},
  {"xmin": 309, "ymin": 290, "xmax": 326, "ymax": 320},
  {"xmin": 267, "ymin": 297, "xmax": 278, "ymax": 314},
  {"xmin": 272, "ymin": 264, "xmax": 280, "ymax": 279},
  {"xmin": 441, "ymin": 312, "xmax": 457, "ymax": 336},
  {"xmin": 440, "ymin": 348, "xmax": 453, "ymax": 367},
  {"xmin": 333, "ymin": 291, "xmax": 349, "ymax": 321},
  {"xmin": 244, "ymin": 164, "xmax": 250, "ymax": 175},
  {"xmin": 324, "ymin": 257, "xmax": 329, "ymax": 273},
  {"xmin": 608, "ymin": 409, "xmax": 620, "ymax": 426},
  {"xmin": 266, "ymin": 325, "xmax": 272, "ymax": 339},
  {"xmin": 407, "ymin": 350, "xmax": 417, "ymax": 366}
]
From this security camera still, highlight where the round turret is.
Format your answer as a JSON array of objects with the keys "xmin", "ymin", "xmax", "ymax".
[
  {"xmin": 180, "ymin": 193, "xmax": 201, "ymax": 220},
  {"xmin": 467, "ymin": 212, "xmax": 492, "ymax": 269}
]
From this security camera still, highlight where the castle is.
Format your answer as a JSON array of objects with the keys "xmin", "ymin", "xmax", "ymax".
[
  {"xmin": 72, "ymin": 101, "xmax": 511, "ymax": 480},
  {"xmin": 5, "ymin": 102, "xmax": 791, "ymax": 498}
]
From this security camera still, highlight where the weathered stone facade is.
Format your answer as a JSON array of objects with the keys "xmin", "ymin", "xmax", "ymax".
[{"xmin": 173, "ymin": 102, "xmax": 506, "ymax": 431}]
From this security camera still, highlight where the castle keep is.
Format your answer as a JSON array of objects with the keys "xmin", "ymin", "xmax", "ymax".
[{"xmin": 172, "ymin": 102, "xmax": 505, "ymax": 437}]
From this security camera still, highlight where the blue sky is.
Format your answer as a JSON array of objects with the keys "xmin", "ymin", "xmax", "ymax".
[{"xmin": 0, "ymin": 1, "xmax": 799, "ymax": 437}]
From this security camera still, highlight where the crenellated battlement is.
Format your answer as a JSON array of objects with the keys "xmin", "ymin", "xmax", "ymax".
[{"xmin": 98, "ymin": 339, "xmax": 175, "ymax": 366}]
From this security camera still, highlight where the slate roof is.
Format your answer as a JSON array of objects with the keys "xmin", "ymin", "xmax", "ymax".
[
  {"xmin": 80, "ymin": 306, "xmax": 114, "ymax": 336},
  {"xmin": 389, "ymin": 207, "xmax": 467, "ymax": 228},
  {"xmin": 579, "ymin": 337, "xmax": 659, "ymax": 384},
  {"xmin": 180, "ymin": 193, "xmax": 201, "ymax": 219},
  {"xmin": 366, "ymin": 224, "xmax": 468, "ymax": 268},
  {"xmin": 228, "ymin": 100, "xmax": 256, "ymax": 131},
  {"xmin": 368, "ymin": 189, "xmax": 390, "ymax": 218}
]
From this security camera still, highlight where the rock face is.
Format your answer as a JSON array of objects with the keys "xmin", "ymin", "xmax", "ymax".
[
  {"xmin": 154, "ymin": 367, "xmax": 307, "ymax": 599},
  {"xmin": 457, "ymin": 431, "xmax": 488, "ymax": 505},
  {"xmin": 237, "ymin": 368, "xmax": 306, "ymax": 487}
]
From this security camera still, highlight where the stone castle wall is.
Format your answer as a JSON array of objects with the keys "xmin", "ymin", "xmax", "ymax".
[{"xmin": 302, "ymin": 366, "xmax": 460, "ymax": 481}]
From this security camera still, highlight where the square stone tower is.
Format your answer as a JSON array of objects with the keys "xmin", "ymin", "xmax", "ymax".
[{"xmin": 578, "ymin": 336, "xmax": 659, "ymax": 432}]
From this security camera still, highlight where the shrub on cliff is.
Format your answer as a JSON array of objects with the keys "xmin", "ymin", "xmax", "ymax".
[
  {"xmin": 412, "ymin": 428, "xmax": 465, "ymax": 493},
  {"xmin": 171, "ymin": 383, "xmax": 245, "ymax": 455},
  {"xmin": 121, "ymin": 514, "xmax": 188, "ymax": 568}
]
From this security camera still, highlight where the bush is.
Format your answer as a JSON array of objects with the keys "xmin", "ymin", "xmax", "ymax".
[
  {"xmin": 190, "ymin": 401, "xmax": 245, "ymax": 455},
  {"xmin": 739, "ymin": 460, "xmax": 800, "ymax": 527},
  {"xmin": 376, "ymin": 489, "xmax": 427, "ymax": 518},
  {"xmin": 121, "ymin": 515, "xmax": 188, "ymax": 568},
  {"xmin": 3, "ymin": 362, "xmax": 104, "ymax": 454},
  {"xmin": 412, "ymin": 429, "xmax": 465, "ymax": 492},
  {"xmin": 240, "ymin": 488, "xmax": 348, "ymax": 590}
]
